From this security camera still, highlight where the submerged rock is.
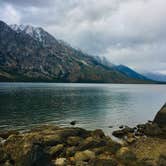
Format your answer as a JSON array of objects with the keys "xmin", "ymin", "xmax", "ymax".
[
  {"xmin": 70, "ymin": 121, "xmax": 77, "ymax": 125},
  {"xmin": 153, "ymin": 103, "xmax": 166, "ymax": 127}
]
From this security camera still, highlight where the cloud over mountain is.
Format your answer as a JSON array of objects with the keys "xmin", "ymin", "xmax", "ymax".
[{"xmin": 0, "ymin": 0, "xmax": 166, "ymax": 73}]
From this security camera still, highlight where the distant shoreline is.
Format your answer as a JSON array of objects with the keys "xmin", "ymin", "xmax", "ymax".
[{"xmin": 0, "ymin": 81, "xmax": 165, "ymax": 84}]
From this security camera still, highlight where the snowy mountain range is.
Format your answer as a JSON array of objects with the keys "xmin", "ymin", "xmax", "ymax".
[{"xmin": 0, "ymin": 20, "xmax": 157, "ymax": 83}]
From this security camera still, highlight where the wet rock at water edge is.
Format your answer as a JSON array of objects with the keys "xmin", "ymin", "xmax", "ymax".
[
  {"xmin": 112, "ymin": 126, "xmax": 134, "ymax": 138},
  {"xmin": 153, "ymin": 103, "xmax": 166, "ymax": 127},
  {"xmin": 70, "ymin": 121, "xmax": 77, "ymax": 126},
  {"xmin": 0, "ymin": 130, "xmax": 19, "ymax": 139},
  {"xmin": 112, "ymin": 130, "xmax": 126, "ymax": 138},
  {"xmin": 119, "ymin": 125, "xmax": 124, "ymax": 129}
]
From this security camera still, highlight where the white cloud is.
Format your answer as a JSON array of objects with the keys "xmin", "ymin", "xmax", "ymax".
[{"xmin": 0, "ymin": 3, "xmax": 20, "ymax": 24}]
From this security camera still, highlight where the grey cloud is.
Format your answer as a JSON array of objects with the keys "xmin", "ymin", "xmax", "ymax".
[
  {"xmin": 1, "ymin": 0, "xmax": 55, "ymax": 7},
  {"xmin": 0, "ymin": 0, "xmax": 166, "ymax": 73}
]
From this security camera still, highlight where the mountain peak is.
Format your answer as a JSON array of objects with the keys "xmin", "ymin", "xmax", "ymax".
[
  {"xmin": 10, "ymin": 24, "xmax": 41, "ymax": 39},
  {"xmin": 0, "ymin": 20, "xmax": 5, "ymax": 25},
  {"xmin": 0, "ymin": 20, "xmax": 10, "ymax": 30},
  {"xmin": 10, "ymin": 23, "xmax": 60, "ymax": 46}
]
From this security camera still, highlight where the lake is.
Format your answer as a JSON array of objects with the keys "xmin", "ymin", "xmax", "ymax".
[{"xmin": 0, "ymin": 83, "xmax": 166, "ymax": 135}]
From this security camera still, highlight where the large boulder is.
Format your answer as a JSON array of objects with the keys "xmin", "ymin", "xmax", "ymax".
[
  {"xmin": 144, "ymin": 123, "xmax": 162, "ymax": 137},
  {"xmin": 153, "ymin": 103, "xmax": 166, "ymax": 127}
]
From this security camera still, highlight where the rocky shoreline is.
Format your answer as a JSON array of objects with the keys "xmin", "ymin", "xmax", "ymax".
[{"xmin": 0, "ymin": 103, "xmax": 166, "ymax": 166}]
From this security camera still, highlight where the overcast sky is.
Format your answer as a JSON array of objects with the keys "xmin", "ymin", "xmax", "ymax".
[{"xmin": 0, "ymin": 0, "xmax": 166, "ymax": 73}]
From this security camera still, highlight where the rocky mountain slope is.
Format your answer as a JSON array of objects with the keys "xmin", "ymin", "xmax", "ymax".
[
  {"xmin": 0, "ymin": 20, "xmax": 153, "ymax": 83},
  {"xmin": 94, "ymin": 57, "xmax": 152, "ymax": 81},
  {"xmin": 113, "ymin": 65, "xmax": 148, "ymax": 80}
]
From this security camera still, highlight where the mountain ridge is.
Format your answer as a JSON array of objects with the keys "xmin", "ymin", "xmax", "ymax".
[
  {"xmin": 143, "ymin": 72, "xmax": 166, "ymax": 82},
  {"xmin": 113, "ymin": 65, "xmax": 148, "ymax": 80},
  {"xmin": 0, "ymin": 20, "xmax": 154, "ymax": 83}
]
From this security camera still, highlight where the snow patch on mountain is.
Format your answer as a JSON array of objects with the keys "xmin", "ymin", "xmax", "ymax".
[{"xmin": 10, "ymin": 24, "xmax": 44, "ymax": 42}]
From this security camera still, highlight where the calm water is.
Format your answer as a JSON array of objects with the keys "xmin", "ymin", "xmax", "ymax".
[{"xmin": 0, "ymin": 83, "xmax": 166, "ymax": 135}]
